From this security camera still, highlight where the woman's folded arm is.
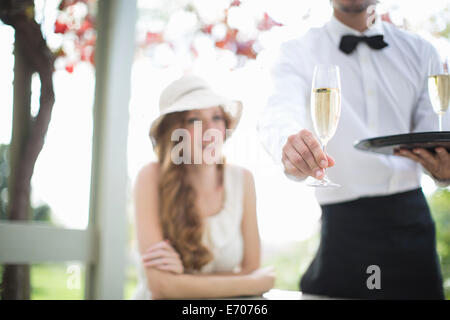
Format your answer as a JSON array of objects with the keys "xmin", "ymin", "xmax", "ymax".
[{"xmin": 145, "ymin": 267, "xmax": 264, "ymax": 299}]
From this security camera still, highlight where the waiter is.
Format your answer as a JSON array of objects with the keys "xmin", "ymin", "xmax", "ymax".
[{"xmin": 257, "ymin": 0, "xmax": 450, "ymax": 299}]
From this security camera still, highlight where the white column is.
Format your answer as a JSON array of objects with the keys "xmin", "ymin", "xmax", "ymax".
[{"xmin": 85, "ymin": 0, "xmax": 136, "ymax": 300}]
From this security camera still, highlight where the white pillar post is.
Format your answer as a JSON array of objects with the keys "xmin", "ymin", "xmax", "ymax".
[{"xmin": 85, "ymin": 0, "xmax": 136, "ymax": 300}]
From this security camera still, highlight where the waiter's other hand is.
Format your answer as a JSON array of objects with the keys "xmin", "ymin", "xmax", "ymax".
[
  {"xmin": 282, "ymin": 129, "xmax": 335, "ymax": 180},
  {"xmin": 394, "ymin": 147, "xmax": 450, "ymax": 181}
]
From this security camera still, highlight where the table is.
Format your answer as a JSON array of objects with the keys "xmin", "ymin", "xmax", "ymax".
[{"xmin": 228, "ymin": 289, "xmax": 338, "ymax": 300}]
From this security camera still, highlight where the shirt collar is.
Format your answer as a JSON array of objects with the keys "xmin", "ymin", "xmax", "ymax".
[{"xmin": 326, "ymin": 14, "xmax": 385, "ymax": 47}]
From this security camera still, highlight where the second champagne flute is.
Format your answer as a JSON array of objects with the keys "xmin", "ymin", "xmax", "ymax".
[
  {"xmin": 428, "ymin": 55, "xmax": 450, "ymax": 131},
  {"xmin": 306, "ymin": 64, "xmax": 342, "ymax": 188}
]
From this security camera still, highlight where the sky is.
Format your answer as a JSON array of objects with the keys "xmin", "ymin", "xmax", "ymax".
[{"xmin": 0, "ymin": 0, "xmax": 448, "ymax": 244}]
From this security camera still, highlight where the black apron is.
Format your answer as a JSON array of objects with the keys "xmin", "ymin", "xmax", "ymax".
[{"xmin": 299, "ymin": 188, "xmax": 445, "ymax": 299}]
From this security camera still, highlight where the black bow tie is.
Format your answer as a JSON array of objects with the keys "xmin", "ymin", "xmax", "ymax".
[{"xmin": 339, "ymin": 34, "xmax": 388, "ymax": 54}]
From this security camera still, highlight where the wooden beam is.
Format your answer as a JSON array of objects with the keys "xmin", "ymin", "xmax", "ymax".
[{"xmin": 0, "ymin": 222, "xmax": 95, "ymax": 263}]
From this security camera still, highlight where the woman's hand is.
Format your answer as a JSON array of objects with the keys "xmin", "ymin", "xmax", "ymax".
[
  {"xmin": 141, "ymin": 240, "xmax": 184, "ymax": 274},
  {"xmin": 247, "ymin": 266, "xmax": 276, "ymax": 296},
  {"xmin": 394, "ymin": 147, "xmax": 450, "ymax": 181}
]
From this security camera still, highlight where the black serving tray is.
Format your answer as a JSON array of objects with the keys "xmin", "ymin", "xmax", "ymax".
[{"xmin": 354, "ymin": 132, "xmax": 450, "ymax": 155}]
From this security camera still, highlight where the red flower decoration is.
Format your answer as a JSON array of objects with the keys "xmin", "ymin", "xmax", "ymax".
[
  {"xmin": 145, "ymin": 32, "xmax": 164, "ymax": 45},
  {"xmin": 76, "ymin": 18, "xmax": 94, "ymax": 37},
  {"xmin": 257, "ymin": 12, "xmax": 283, "ymax": 31},
  {"xmin": 201, "ymin": 24, "xmax": 213, "ymax": 34},
  {"xmin": 58, "ymin": 0, "xmax": 88, "ymax": 10},
  {"xmin": 54, "ymin": 20, "xmax": 69, "ymax": 34},
  {"xmin": 381, "ymin": 13, "xmax": 393, "ymax": 24},
  {"xmin": 55, "ymin": 0, "xmax": 97, "ymax": 72},
  {"xmin": 236, "ymin": 40, "xmax": 256, "ymax": 59},
  {"xmin": 65, "ymin": 63, "xmax": 75, "ymax": 73},
  {"xmin": 215, "ymin": 28, "xmax": 238, "ymax": 51},
  {"xmin": 190, "ymin": 44, "xmax": 198, "ymax": 58}
]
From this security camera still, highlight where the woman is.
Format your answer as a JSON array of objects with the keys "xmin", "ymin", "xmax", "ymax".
[{"xmin": 131, "ymin": 75, "xmax": 275, "ymax": 299}]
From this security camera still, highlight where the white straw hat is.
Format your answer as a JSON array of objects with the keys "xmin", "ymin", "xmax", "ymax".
[{"xmin": 149, "ymin": 75, "xmax": 243, "ymax": 148}]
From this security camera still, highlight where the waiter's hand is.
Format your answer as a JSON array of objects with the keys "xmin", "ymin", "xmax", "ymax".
[
  {"xmin": 394, "ymin": 147, "xmax": 450, "ymax": 181},
  {"xmin": 282, "ymin": 129, "xmax": 335, "ymax": 180}
]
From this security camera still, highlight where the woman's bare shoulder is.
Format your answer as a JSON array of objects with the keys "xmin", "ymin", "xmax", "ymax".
[
  {"xmin": 227, "ymin": 164, "xmax": 253, "ymax": 181},
  {"xmin": 135, "ymin": 162, "xmax": 161, "ymax": 189},
  {"xmin": 226, "ymin": 164, "xmax": 254, "ymax": 192}
]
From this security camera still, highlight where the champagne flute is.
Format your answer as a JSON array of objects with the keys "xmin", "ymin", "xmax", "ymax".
[
  {"xmin": 306, "ymin": 65, "xmax": 341, "ymax": 188},
  {"xmin": 428, "ymin": 55, "xmax": 450, "ymax": 131}
]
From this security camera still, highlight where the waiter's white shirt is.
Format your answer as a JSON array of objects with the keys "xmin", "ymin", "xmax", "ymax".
[{"xmin": 257, "ymin": 14, "xmax": 449, "ymax": 205}]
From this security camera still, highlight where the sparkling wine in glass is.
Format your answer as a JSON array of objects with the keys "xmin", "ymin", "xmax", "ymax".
[
  {"xmin": 428, "ymin": 55, "xmax": 450, "ymax": 131},
  {"xmin": 306, "ymin": 65, "xmax": 341, "ymax": 188}
]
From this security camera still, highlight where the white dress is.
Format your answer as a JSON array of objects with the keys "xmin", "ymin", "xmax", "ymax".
[{"xmin": 131, "ymin": 164, "xmax": 245, "ymax": 299}]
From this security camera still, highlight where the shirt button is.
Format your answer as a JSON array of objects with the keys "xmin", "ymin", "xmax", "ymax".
[{"xmin": 367, "ymin": 89, "xmax": 374, "ymax": 97}]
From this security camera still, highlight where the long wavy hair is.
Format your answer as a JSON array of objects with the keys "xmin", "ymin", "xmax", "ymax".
[{"xmin": 152, "ymin": 108, "xmax": 231, "ymax": 272}]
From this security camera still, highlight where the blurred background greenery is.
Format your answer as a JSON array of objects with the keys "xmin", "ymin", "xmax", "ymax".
[
  {"xmin": 0, "ymin": 144, "xmax": 52, "ymax": 223},
  {"xmin": 428, "ymin": 189, "xmax": 450, "ymax": 299}
]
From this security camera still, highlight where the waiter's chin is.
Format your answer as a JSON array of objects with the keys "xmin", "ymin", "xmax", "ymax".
[{"xmin": 332, "ymin": 0, "xmax": 377, "ymax": 13}]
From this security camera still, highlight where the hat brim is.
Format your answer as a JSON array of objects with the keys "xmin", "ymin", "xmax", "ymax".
[{"xmin": 149, "ymin": 90, "xmax": 243, "ymax": 148}]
